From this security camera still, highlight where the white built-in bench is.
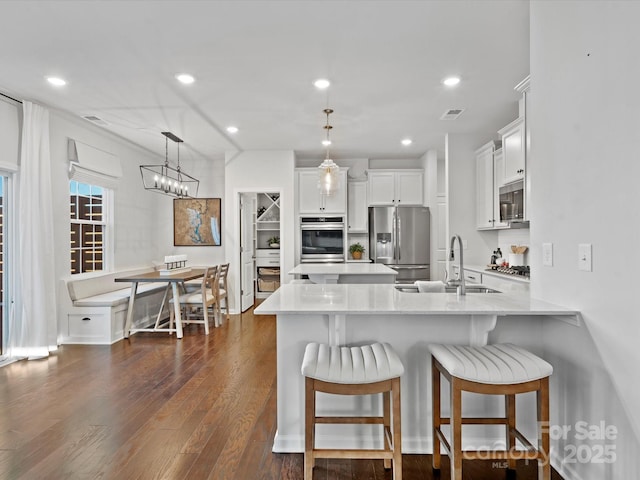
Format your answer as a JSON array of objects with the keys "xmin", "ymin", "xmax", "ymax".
[{"xmin": 60, "ymin": 267, "xmax": 168, "ymax": 345}]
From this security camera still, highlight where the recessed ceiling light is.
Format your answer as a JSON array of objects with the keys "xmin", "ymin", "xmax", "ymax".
[
  {"xmin": 314, "ymin": 78, "xmax": 330, "ymax": 89},
  {"xmin": 322, "ymin": 139, "xmax": 332, "ymax": 146},
  {"xmin": 46, "ymin": 76, "xmax": 66, "ymax": 86},
  {"xmin": 401, "ymin": 138, "xmax": 413, "ymax": 146},
  {"xmin": 226, "ymin": 126, "xmax": 239, "ymax": 134},
  {"xmin": 176, "ymin": 73, "xmax": 195, "ymax": 84},
  {"xmin": 443, "ymin": 76, "xmax": 461, "ymax": 87}
]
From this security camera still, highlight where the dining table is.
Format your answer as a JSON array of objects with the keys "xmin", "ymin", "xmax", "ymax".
[{"xmin": 115, "ymin": 268, "xmax": 206, "ymax": 339}]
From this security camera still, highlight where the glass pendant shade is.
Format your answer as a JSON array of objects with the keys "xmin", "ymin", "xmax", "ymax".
[
  {"xmin": 317, "ymin": 108, "xmax": 340, "ymax": 196},
  {"xmin": 318, "ymin": 158, "xmax": 339, "ymax": 196}
]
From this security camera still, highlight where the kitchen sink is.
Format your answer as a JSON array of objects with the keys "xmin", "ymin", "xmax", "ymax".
[{"xmin": 394, "ymin": 284, "xmax": 501, "ymax": 294}]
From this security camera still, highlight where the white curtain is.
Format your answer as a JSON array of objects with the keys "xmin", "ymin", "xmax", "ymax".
[{"xmin": 10, "ymin": 101, "xmax": 57, "ymax": 360}]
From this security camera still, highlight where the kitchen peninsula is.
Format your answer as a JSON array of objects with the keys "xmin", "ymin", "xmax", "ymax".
[
  {"xmin": 254, "ymin": 283, "xmax": 578, "ymax": 453},
  {"xmin": 288, "ymin": 262, "xmax": 397, "ymax": 284}
]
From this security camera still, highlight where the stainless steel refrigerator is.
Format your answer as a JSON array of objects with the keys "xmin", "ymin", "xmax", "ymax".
[{"xmin": 368, "ymin": 206, "xmax": 430, "ymax": 283}]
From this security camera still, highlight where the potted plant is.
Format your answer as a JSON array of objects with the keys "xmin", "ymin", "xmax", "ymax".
[
  {"xmin": 349, "ymin": 242, "xmax": 365, "ymax": 260},
  {"xmin": 268, "ymin": 236, "xmax": 280, "ymax": 248}
]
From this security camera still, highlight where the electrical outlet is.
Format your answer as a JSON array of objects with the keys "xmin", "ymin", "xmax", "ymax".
[
  {"xmin": 578, "ymin": 243, "xmax": 592, "ymax": 272},
  {"xmin": 542, "ymin": 243, "xmax": 553, "ymax": 267}
]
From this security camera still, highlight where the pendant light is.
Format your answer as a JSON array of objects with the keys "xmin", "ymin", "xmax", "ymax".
[
  {"xmin": 318, "ymin": 108, "xmax": 340, "ymax": 196},
  {"xmin": 140, "ymin": 132, "xmax": 199, "ymax": 198}
]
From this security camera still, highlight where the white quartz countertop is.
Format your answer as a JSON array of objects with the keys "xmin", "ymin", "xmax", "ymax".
[
  {"xmin": 254, "ymin": 283, "xmax": 578, "ymax": 317},
  {"xmin": 288, "ymin": 263, "xmax": 397, "ymax": 276}
]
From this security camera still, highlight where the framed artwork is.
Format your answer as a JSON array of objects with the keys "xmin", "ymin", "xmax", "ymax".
[{"xmin": 173, "ymin": 198, "xmax": 222, "ymax": 246}]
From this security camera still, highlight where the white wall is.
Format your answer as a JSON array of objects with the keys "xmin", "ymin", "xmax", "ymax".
[
  {"xmin": 153, "ymin": 150, "xmax": 226, "ymax": 267},
  {"xmin": 224, "ymin": 150, "xmax": 295, "ymax": 313},
  {"xmin": 530, "ymin": 2, "xmax": 640, "ymax": 478},
  {"xmin": 446, "ymin": 133, "xmax": 496, "ymax": 267},
  {"xmin": 49, "ymin": 111, "xmax": 167, "ymax": 271},
  {"xmin": 49, "ymin": 110, "xmax": 181, "ymax": 338}
]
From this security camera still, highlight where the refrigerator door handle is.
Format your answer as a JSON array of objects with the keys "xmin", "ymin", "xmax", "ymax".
[
  {"xmin": 391, "ymin": 210, "xmax": 397, "ymax": 260},
  {"xmin": 397, "ymin": 213, "xmax": 401, "ymax": 261}
]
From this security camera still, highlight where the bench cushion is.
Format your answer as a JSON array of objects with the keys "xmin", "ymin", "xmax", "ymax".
[
  {"xmin": 67, "ymin": 267, "xmax": 154, "ymax": 301},
  {"xmin": 72, "ymin": 282, "xmax": 167, "ymax": 307},
  {"xmin": 429, "ymin": 343, "xmax": 553, "ymax": 385},
  {"xmin": 302, "ymin": 342, "xmax": 404, "ymax": 384}
]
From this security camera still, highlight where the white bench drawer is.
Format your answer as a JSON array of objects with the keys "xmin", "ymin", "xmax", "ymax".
[{"xmin": 68, "ymin": 313, "xmax": 110, "ymax": 340}]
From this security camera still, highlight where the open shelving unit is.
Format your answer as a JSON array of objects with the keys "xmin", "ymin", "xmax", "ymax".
[
  {"xmin": 255, "ymin": 192, "xmax": 281, "ymax": 298},
  {"xmin": 256, "ymin": 193, "xmax": 280, "ymax": 248}
]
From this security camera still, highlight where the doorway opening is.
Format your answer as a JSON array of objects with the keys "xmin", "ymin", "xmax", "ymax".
[{"xmin": 239, "ymin": 191, "xmax": 282, "ymax": 312}]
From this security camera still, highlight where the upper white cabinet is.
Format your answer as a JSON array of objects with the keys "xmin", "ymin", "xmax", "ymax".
[
  {"xmin": 498, "ymin": 117, "xmax": 526, "ymax": 185},
  {"xmin": 492, "ymin": 148, "xmax": 508, "ymax": 228},
  {"xmin": 475, "ymin": 142, "xmax": 509, "ymax": 230},
  {"xmin": 475, "ymin": 142, "xmax": 496, "ymax": 229},
  {"xmin": 347, "ymin": 181, "xmax": 368, "ymax": 233},
  {"xmin": 297, "ymin": 168, "xmax": 347, "ymax": 214},
  {"xmin": 367, "ymin": 169, "xmax": 423, "ymax": 206}
]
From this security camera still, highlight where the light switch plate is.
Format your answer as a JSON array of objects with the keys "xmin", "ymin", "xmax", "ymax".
[
  {"xmin": 578, "ymin": 243, "xmax": 592, "ymax": 272},
  {"xmin": 542, "ymin": 243, "xmax": 553, "ymax": 267}
]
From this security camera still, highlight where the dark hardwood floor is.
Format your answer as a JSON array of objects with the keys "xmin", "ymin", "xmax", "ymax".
[{"xmin": 0, "ymin": 308, "xmax": 563, "ymax": 479}]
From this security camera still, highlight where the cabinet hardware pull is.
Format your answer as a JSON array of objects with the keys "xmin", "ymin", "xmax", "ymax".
[{"xmin": 82, "ymin": 317, "xmax": 91, "ymax": 321}]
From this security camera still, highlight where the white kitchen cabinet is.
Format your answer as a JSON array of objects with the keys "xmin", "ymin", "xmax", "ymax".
[
  {"xmin": 475, "ymin": 142, "xmax": 496, "ymax": 229},
  {"xmin": 463, "ymin": 270, "xmax": 482, "ymax": 284},
  {"xmin": 515, "ymin": 75, "xmax": 531, "ymax": 221},
  {"xmin": 498, "ymin": 117, "xmax": 526, "ymax": 185},
  {"xmin": 255, "ymin": 249, "xmax": 281, "ymax": 298},
  {"xmin": 367, "ymin": 169, "xmax": 423, "ymax": 206},
  {"xmin": 492, "ymin": 148, "xmax": 509, "ymax": 228},
  {"xmin": 476, "ymin": 142, "xmax": 510, "ymax": 230},
  {"xmin": 347, "ymin": 181, "xmax": 368, "ymax": 233},
  {"xmin": 297, "ymin": 169, "xmax": 347, "ymax": 214}
]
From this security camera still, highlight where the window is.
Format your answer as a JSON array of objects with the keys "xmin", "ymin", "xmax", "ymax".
[{"xmin": 70, "ymin": 181, "xmax": 108, "ymax": 274}]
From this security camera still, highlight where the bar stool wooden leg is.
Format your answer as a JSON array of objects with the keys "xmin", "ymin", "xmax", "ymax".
[
  {"xmin": 450, "ymin": 378, "xmax": 463, "ymax": 480},
  {"xmin": 305, "ymin": 377, "xmax": 315, "ymax": 480},
  {"xmin": 506, "ymin": 393, "xmax": 516, "ymax": 469},
  {"xmin": 392, "ymin": 377, "xmax": 402, "ymax": 480},
  {"xmin": 383, "ymin": 390, "xmax": 391, "ymax": 469},
  {"xmin": 431, "ymin": 356, "xmax": 441, "ymax": 470},
  {"xmin": 538, "ymin": 377, "xmax": 551, "ymax": 480}
]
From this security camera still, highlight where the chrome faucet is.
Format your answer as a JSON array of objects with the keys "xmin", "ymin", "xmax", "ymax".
[{"xmin": 449, "ymin": 234, "xmax": 466, "ymax": 295}]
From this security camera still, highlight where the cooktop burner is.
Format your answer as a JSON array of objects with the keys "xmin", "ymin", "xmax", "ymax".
[{"xmin": 486, "ymin": 265, "xmax": 530, "ymax": 278}]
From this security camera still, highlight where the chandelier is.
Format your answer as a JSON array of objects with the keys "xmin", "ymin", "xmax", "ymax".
[
  {"xmin": 140, "ymin": 132, "xmax": 199, "ymax": 198},
  {"xmin": 318, "ymin": 108, "xmax": 340, "ymax": 196}
]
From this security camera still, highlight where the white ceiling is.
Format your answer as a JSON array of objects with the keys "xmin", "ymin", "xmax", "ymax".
[{"xmin": 0, "ymin": 1, "xmax": 530, "ymax": 164}]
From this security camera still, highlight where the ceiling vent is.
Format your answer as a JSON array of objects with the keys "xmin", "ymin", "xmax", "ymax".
[
  {"xmin": 440, "ymin": 108, "xmax": 465, "ymax": 120},
  {"xmin": 82, "ymin": 115, "xmax": 109, "ymax": 127}
]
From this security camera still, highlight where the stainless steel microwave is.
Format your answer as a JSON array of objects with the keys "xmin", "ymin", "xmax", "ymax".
[{"xmin": 499, "ymin": 180, "xmax": 524, "ymax": 222}]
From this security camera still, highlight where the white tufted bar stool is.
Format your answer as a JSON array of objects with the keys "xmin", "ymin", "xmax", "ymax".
[
  {"xmin": 301, "ymin": 342, "xmax": 404, "ymax": 480},
  {"xmin": 429, "ymin": 343, "xmax": 553, "ymax": 480}
]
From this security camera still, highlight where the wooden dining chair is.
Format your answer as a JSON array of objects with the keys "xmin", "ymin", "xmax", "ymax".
[
  {"xmin": 214, "ymin": 263, "xmax": 230, "ymax": 326},
  {"xmin": 169, "ymin": 265, "xmax": 219, "ymax": 334}
]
